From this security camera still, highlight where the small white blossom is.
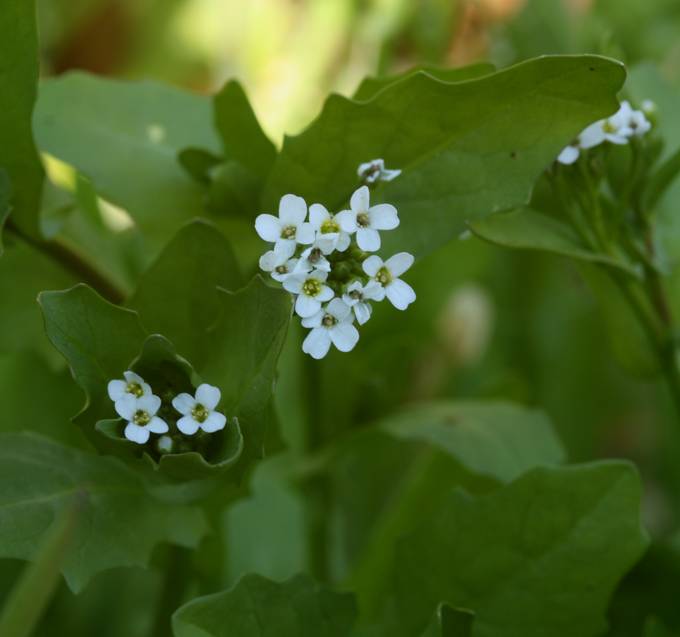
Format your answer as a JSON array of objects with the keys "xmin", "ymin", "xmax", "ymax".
[
  {"xmin": 309, "ymin": 203, "xmax": 350, "ymax": 254},
  {"xmin": 641, "ymin": 99, "xmax": 656, "ymax": 116},
  {"xmin": 157, "ymin": 435, "xmax": 174, "ymax": 454},
  {"xmin": 283, "ymin": 269, "xmax": 335, "ymax": 318},
  {"xmin": 259, "ymin": 250, "xmax": 302, "ymax": 282},
  {"xmin": 336, "ymin": 186, "xmax": 399, "ymax": 252},
  {"xmin": 613, "ymin": 100, "xmax": 651, "ymax": 138},
  {"xmin": 295, "ymin": 246, "xmax": 331, "ymax": 274},
  {"xmin": 107, "ymin": 371, "xmax": 152, "ymax": 404},
  {"xmin": 255, "ymin": 194, "xmax": 315, "ymax": 257},
  {"xmin": 362, "ymin": 252, "xmax": 416, "ymax": 310},
  {"xmin": 301, "ymin": 299, "xmax": 359, "ymax": 359},
  {"xmin": 172, "ymin": 384, "xmax": 227, "ymax": 436},
  {"xmin": 358, "ymin": 158, "xmax": 401, "ymax": 184},
  {"xmin": 342, "ymin": 280, "xmax": 383, "ymax": 325},
  {"xmin": 115, "ymin": 393, "xmax": 169, "ymax": 445}
]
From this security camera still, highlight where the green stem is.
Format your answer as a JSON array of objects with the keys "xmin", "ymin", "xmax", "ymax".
[
  {"xmin": 150, "ymin": 545, "xmax": 192, "ymax": 637},
  {"xmin": 5, "ymin": 219, "xmax": 126, "ymax": 304}
]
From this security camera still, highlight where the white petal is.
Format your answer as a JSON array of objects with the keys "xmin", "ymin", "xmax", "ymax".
[
  {"xmin": 327, "ymin": 298, "xmax": 352, "ymax": 321},
  {"xmin": 302, "ymin": 327, "xmax": 332, "ymax": 359},
  {"xmin": 124, "ymin": 423, "xmax": 150, "ymax": 444},
  {"xmin": 350, "ymin": 186, "xmax": 370, "ymax": 212},
  {"xmin": 147, "ymin": 416, "xmax": 169, "ymax": 434},
  {"xmin": 354, "ymin": 302, "xmax": 372, "ymax": 325},
  {"xmin": 115, "ymin": 394, "xmax": 136, "ymax": 420},
  {"xmin": 255, "ymin": 214, "xmax": 281, "ymax": 242},
  {"xmin": 385, "ymin": 252, "xmax": 414, "ymax": 277},
  {"xmin": 283, "ymin": 275, "xmax": 304, "ymax": 294},
  {"xmin": 292, "ymin": 257, "xmax": 314, "ymax": 275},
  {"xmin": 107, "ymin": 379, "xmax": 126, "ymax": 402},
  {"xmin": 278, "ymin": 194, "xmax": 307, "ymax": 225},
  {"xmin": 172, "ymin": 393, "xmax": 196, "ymax": 415},
  {"xmin": 315, "ymin": 234, "xmax": 338, "ymax": 255},
  {"xmin": 301, "ymin": 310, "xmax": 324, "ymax": 328},
  {"xmin": 335, "ymin": 210, "xmax": 357, "ymax": 233},
  {"xmin": 335, "ymin": 232, "xmax": 351, "ymax": 252},
  {"xmin": 385, "ymin": 279, "xmax": 416, "ymax": 310},
  {"xmin": 296, "ymin": 294, "xmax": 321, "ymax": 318},
  {"xmin": 357, "ymin": 160, "xmax": 372, "ymax": 176},
  {"xmin": 369, "ymin": 204, "xmax": 399, "ymax": 230},
  {"xmin": 357, "ymin": 228, "xmax": 381, "ymax": 251},
  {"xmin": 579, "ymin": 122, "xmax": 605, "ymax": 149},
  {"xmin": 274, "ymin": 239, "xmax": 296, "ymax": 258},
  {"xmin": 177, "ymin": 415, "xmax": 200, "ymax": 436},
  {"xmin": 381, "ymin": 168, "xmax": 401, "ymax": 181},
  {"xmin": 201, "ymin": 412, "xmax": 227, "ymax": 433},
  {"xmin": 295, "ymin": 222, "xmax": 316, "ymax": 245},
  {"xmin": 258, "ymin": 250, "xmax": 278, "ymax": 272},
  {"xmin": 329, "ymin": 322, "xmax": 360, "ymax": 352},
  {"xmin": 123, "ymin": 371, "xmax": 145, "ymax": 385},
  {"xmin": 309, "ymin": 203, "xmax": 330, "ymax": 229},
  {"xmin": 317, "ymin": 286, "xmax": 335, "ymax": 302},
  {"xmin": 363, "ymin": 280, "xmax": 385, "ymax": 301},
  {"xmin": 557, "ymin": 145, "xmax": 579, "ymax": 165},
  {"xmin": 137, "ymin": 394, "xmax": 161, "ymax": 416},
  {"xmin": 362, "ymin": 255, "xmax": 383, "ymax": 277},
  {"xmin": 310, "ymin": 269, "xmax": 329, "ymax": 282},
  {"xmin": 196, "ymin": 384, "xmax": 221, "ymax": 410}
]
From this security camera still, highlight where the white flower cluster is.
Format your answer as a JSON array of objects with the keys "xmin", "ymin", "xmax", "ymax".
[
  {"xmin": 255, "ymin": 167, "xmax": 416, "ymax": 359},
  {"xmin": 557, "ymin": 100, "xmax": 653, "ymax": 165},
  {"xmin": 107, "ymin": 371, "xmax": 226, "ymax": 446}
]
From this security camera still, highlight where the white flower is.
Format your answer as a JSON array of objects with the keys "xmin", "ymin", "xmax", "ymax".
[
  {"xmin": 115, "ymin": 393, "xmax": 169, "ymax": 445},
  {"xmin": 157, "ymin": 435, "xmax": 174, "ymax": 454},
  {"xmin": 259, "ymin": 250, "xmax": 302, "ymax": 282},
  {"xmin": 336, "ymin": 186, "xmax": 399, "ymax": 252},
  {"xmin": 309, "ymin": 203, "xmax": 350, "ymax": 254},
  {"xmin": 172, "ymin": 384, "xmax": 227, "ymax": 436},
  {"xmin": 283, "ymin": 268, "xmax": 335, "ymax": 318},
  {"xmin": 301, "ymin": 299, "xmax": 360, "ymax": 359},
  {"xmin": 357, "ymin": 158, "xmax": 401, "ymax": 184},
  {"xmin": 362, "ymin": 252, "xmax": 416, "ymax": 310},
  {"xmin": 295, "ymin": 246, "xmax": 331, "ymax": 274},
  {"xmin": 612, "ymin": 100, "xmax": 651, "ymax": 138},
  {"xmin": 255, "ymin": 194, "xmax": 315, "ymax": 257},
  {"xmin": 342, "ymin": 280, "xmax": 383, "ymax": 325},
  {"xmin": 107, "ymin": 371, "xmax": 152, "ymax": 403}
]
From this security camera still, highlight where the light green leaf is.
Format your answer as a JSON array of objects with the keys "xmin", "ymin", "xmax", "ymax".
[
  {"xmin": 0, "ymin": 0, "xmax": 44, "ymax": 238},
  {"xmin": 420, "ymin": 604, "xmax": 475, "ymax": 637},
  {"xmin": 172, "ymin": 573, "xmax": 356, "ymax": 637},
  {"xmin": 34, "ymin": 73, "xmax": 220, "ymax": 252},
  {"xmin": 469, "ymin": 207, "xmax": 640, "ymax": 276},
  {"xmin": 128, "ymin": 220, "xmax": 242, "ymax": 368},
  {"xmin": 353, "ymin": 63, "xmax": 495, "ymax": 101},
  {"xmin": 394, "ymin": 462, "xmax": 649, "ymax": 637},
  {"xmin": 0, "ymin": 433, "xmax": 208, "ymax": 592},
  {"xmin": 378, "ymin": 401, "xmax": 565, "ymax": 483},
  {"xmin": 263, "ymin": 55, "xmax": 625, "ymax": 259}
]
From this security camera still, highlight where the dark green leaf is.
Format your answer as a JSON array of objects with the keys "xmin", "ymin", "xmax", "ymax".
[
  {"xmin": 0, "ymin": 433, "xmax": 208, "ymax": 592},
  {"xmin": 420, "ymin": 604, "xmax": 475, "ymax": 637},
  {"xmin": 172, "ymin": 573, "xmax": 356, "ymax": 637},
  {"xmin": 0, "ymin": 171, "xmax": 11, "ymax": 256},
  {"xmin": 0, "ymin": 0, "xmax": 44, "ymax": 238}
]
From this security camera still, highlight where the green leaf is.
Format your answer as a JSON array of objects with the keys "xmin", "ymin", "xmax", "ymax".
[
  {"xmin": 420, "ymin": 604, "xmax": 475, "ymax": 637},
  {"xmin": 469, "ymin": 207, "xmax": 640, "ymax": 276},
  {"xmin": 128, "ymin": 220, "xmax": 242, "ymax": 368},
  {"xmin": 172, "ymin": 573, "xmax": 356, "ymax": 637},
  {"xmin": 394, "ymin": 462, "xmax": 649, "ymax": 637},
  {"xmin": 0, "ymin": 0, "xmax": 44, "ymax": 238},
  {"xmin": 34, "ymin": 73, "xmax": 220, "ymax": 252},
  {"xmin": 263, "ymin": 55, "xmax": 626, "ymax": 259},
  {"xmin": 353, "ymin": 63, "xmax": 495, "ymax": 101},
  {"xmin": 38, "ymin": 284, "xmax": 147, "ymax": 435},
  {"xmin": 645, "ymin": 618, "xmax": 679, "ymax": 637},
  {"xmin": 0, "ymin": 432, "xmax": 208, "ymax": 592},
  {"xmin": 0, "ymin": 170, "xmax": 10, "ymax": 256},
  {"xmin": 202, "ymin": 276, "xmax": 292, "ymax": 464},
  {"xmin": 377, "ymin": 401, "xmax": 566, "ymax": 484}
]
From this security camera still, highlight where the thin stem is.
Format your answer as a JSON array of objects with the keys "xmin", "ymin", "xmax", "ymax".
[
  {"xmin": 150, "ymin": 545, "xmax": 192, "ymax": 637},
  {"xmin": 5, "ymin": 219, "xmax": 127, "ymax": 304}
]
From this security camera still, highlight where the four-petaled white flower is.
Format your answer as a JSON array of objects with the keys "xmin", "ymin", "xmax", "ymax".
[
  {"xmin": 613, "ymin": 100, "xmax": 651, "ymax": 138},
  {"xmin": 363, "ymin": 252, "xmax": 416, "ymax": 310},
  {"xmin": 259, "ymin": 250, "xmax": 300, "ymax": 282},
  {"xmin": 357, "ymin": 158, "xmax": 401, "ymax": 184},
  {"xmin": 255, "ymin": 194, "xmax": 315, "ymax": 257},
  {"xmin": 284, "ymin": 269, "xmax": 335, "ymax": 318},
  {"xmin": 342, "ymin": 280, "xmax": 383, "ymax": 325},
  {"xmin": 115, "ymin": 393, "xmax": 169, "ymax": 445},
  {"xmin": 301, "ymin": 299, "xmax": 360, "ymax": 359},
  {"xmin": 107, "ymin": 370, "xmax": 152, "ymax": 403},
  {"xmin": 172, "ymin": 384, "xmax": 227, "ymax": 436},
  {"xmin": 336, "ymin": 186, "xmax": 399, "ymax": 252},
  {"xmin": 295, "ymin": 246, "xmax": 330, "ymax": 274},
  {"xmin": 309, "ymin": 203, "xmax": 350, "ymax": 254}
]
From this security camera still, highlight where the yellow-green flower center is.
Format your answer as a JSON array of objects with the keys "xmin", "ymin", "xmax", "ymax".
[
  {"xmin": 126, "ymin": 381, "xmax": 144, "ymax": 398},
  {"xmin": 275, "ymin": 265, "xmax": 288, "ymax": 274},
  {"xmin": 281, "ymin": 225, "xmax": 297, "ymax": 239},
  {"xmin": 349, "ymin": 289, "xmax": 363, "ymax": 300},
  {"xmin": 133, "ymin": 409, "xmax": 150, "ymax": 426},
  {"xmin": 356, "ymin": 212, "xmax": 370, "ymax": 228},
  {"xmin": 376, "ymin": 266, "xmax": 392, "ymax": 286},
  {"xmin": 302, "ymin": 279, "xmax": 322, "ymax": 297},
  {"xmin": 603, "ymin": 120, "xmax": 617, "ymax": 134},
  {"xmin": 192, "ymin": 403, "xmax": 209, "ymax": 423},
  {"xmin": 320, "ymin": 218, "xmax": 340, "ymax": 234},
  {"xmin": 322, "ymin": 313, "xmax": 337, "ymax": 327},
  {"xmin": 308, "ymin": 248, "xmax": 323, "ymax": 264}
]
